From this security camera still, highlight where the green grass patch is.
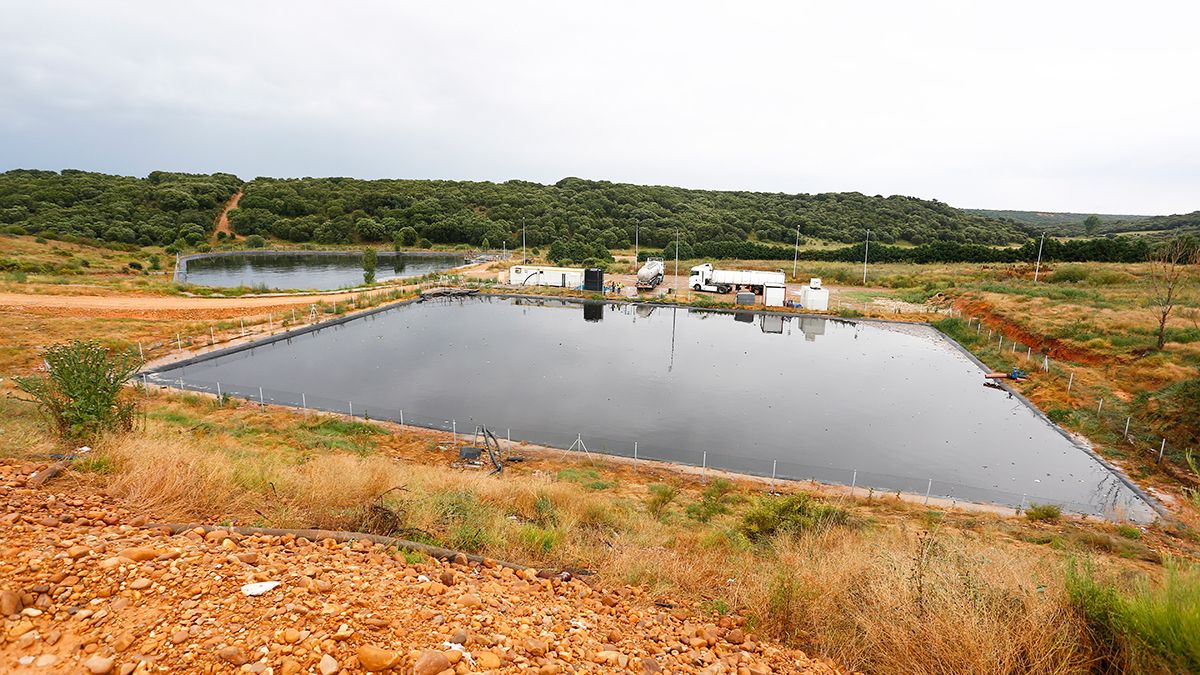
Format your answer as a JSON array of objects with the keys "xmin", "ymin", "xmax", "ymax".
[
  {"xmin": 1024, "ymin": 503, "xmax": 1062, "ymax": 522},
  {"xmin": 556, "ymin": 467, "xmax": 615, "ymax": 490}
]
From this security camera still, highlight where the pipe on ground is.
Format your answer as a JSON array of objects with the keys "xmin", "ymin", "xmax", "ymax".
[{"xmin": 142, "ymin": 522, "xmax": 528, "ymax": 571}]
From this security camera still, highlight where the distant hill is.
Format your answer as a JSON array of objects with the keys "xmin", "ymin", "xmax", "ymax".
[
  {"xmin": 966, "ymin": 209, "xmax": 1149, "ymax": 231},
  {"xmin": 1104, "ymin": 211, "xmax": 1200, "ymax": 236}
]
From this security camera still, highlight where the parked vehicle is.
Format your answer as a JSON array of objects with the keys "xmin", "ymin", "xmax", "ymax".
[
  {"xmin": 636, "ymin": 257, "xmax": 665, "ymax": 289},
  {"xmin": 689, "ymin": 263, "xmax": 784, "ymax": 294}
]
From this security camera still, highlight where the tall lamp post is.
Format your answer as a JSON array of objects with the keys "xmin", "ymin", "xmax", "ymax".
[
  {"xmin": 792, "ymin": 227, "xmax": 800, "ymax": 279},
  {"xmin": 1033, "ymin": 232, "xmax": 1045, "ymax": 283},
  {"xmin": 862, "ymin": 229, "xmax": 870, "ymax": 284}
]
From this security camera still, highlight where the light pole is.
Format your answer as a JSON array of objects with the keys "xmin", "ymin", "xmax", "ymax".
[
  {"xmin": 635, "ymin": 222, "xmax": 639, "ymax": 271},
  {"xmin": 792, "ymin": 227, "xmax": 800, "ymax": 279},
  {"xmin": 1033, "ymin": 232, "xmax": 1045, "ymax": 283},
  {"xmin": 862, "ymin": 229, "xmax": 870, "ymax": 284},
  {"xmin": 522, "ymin": 218, "xmax": 526, "ymax": 265},
  {"xmin": 674, "ymin": 228, "xmax": 680, "ymax": 295}
]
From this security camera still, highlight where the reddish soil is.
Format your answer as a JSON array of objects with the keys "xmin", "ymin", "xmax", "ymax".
[
  {"xmin": 212, "ymin": 192, "xmax": 243, "ymax": 242},
  {"xmin": 955, "ymin": 298, "xmax": 1108, "ymax": 365}
]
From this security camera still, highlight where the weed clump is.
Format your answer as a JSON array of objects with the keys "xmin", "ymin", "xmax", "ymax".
[
  {"xmin": 686, "ymin": 478, "xmax": 736, "ymax": 522},
  {"xmin": 645, "ymin": 483, "xmax": 679, "ymax": 519},
  {"xmin": 1066, "ymin": 559, "xmax": 1200, "ymax": 672},
  {"xmin": 739, "ymin": 493, "xmax": 849, "ymax": 540},
  {"xmin": 1024, "ymin": 503, "xmax": 1063, "ymax": 522}
]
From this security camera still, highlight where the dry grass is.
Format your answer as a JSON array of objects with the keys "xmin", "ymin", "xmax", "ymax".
[{"xmin": 4, "ymin": 390, "xmax": 1175, "ymax": 673}]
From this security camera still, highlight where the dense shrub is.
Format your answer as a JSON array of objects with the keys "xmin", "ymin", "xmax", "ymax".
[
  {"xmin": 1024, "ymin": 503, "xmax": 1062, "ymax": 522},
  {"xmin": 13, "ymin": 340, "xmax": 143, "ymax": 442},
  {"xmin": 739, "ymin": 493, "xmax": 849, "ymax": 540},
  {"xmin": 244, "ymin": 234, "xmax": 266, "ymax": 248}
]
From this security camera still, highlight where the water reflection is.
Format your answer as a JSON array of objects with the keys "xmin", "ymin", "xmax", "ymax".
[
  {"xmin": 183, "ymin": 252, "xmax": 466, "ymax": 291},
  {"xmin": 153, "ymin": 296, "xmax": 1152, "ymax": 519}
]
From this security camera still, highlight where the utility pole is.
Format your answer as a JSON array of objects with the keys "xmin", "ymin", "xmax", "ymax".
[
  {"xmin": 522, "ymin": 218, "xmax": 526, "ymax": 265},
  {"xmin": 1033, "ymin": 232, "xmax": 1045, "ymax": 283},
  {"xmin": 792, "ymin": 227, "xmax": 800, "ymax": 279},
  {"xmin": 635, "ymin": 223, "xmax": 639, "ymax": 269},
  {"xmin": 862, "ymin": 229, "xmax": 870, "ymax": 284},
  {"xmin": 674, "ymin": 228, "xmax": 680, "ymax": 295}
]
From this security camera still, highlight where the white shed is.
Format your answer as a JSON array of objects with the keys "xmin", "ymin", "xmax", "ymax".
[{"xmin": 763, "ymin": 282, "xmax": 786, "ymax": 307}]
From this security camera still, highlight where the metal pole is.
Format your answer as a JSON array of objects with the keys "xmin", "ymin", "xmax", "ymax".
[
  {"xmin": 291, "ymin": 308, "xmax": 296, "ymax": 322},
  {"xmin": 634, "ymin": 441, "xmax": 638, "ymax": 465},
  {"xmin": 452, "ymin": 419, "xmax": 457, "ymax": 446},
  {"xmin": 1019, "ymin": 494, "xmax": 1026, "ymax": 512},
  {"xmin": 522, "ymin": 219, "xmax": 526, "ymax": 265},
  {"xmin": 1027, "ymin": 347, "xmax": 1031, "ymax": 359},
  {"xmin": 674, "ymin": 228, "xmax": 680, "ymax": 296},
  {"xmin": 1067, "ymin": 372, "xmax": 1074, "ymax": 393},
  {"xmin": 216, "ymin": 382, "xmax": 222, "ymax": 399},
  {"xmin": 1033, "ymin": 232, "xmax": 1045, "ymax": 283},
  {"xmin": 771, "ymin": 459, "xmax": 777, "ymax": 492},
  {"xmin": 1158, "ymin": 438, "xmax": 1166, "ymax": 463},
  {"xmin": 301, "ymin": 392, "xmax": 306, "ymax": 416},
  {"xmin": 210, "ymin": 326, "xmax": 215, "ymax": 346},
  {"xmin": 259, "ymin": 387, "xmax": 264, "ymax": 408},
  {"xmin": 240, "ymin": 318, "xmax": 245, "ymax": 336},
  {"xmin": 924, "ymin": 478, "xmax": 932, "ymax": 505},
  {"xmin": 1097, "ymin": 398, "xmax": 1103, "ymax": 415},
  {"xmin": 862, "ymin": 229, "xmax": 870, "ymax": 284},
  {"xmin": 850, "ymin": 469, "xmax": 857, "ymax": 495},
  {"xmin": 138, "ymin": 341, "xmax": 144, "ymax": 359},
  {"xmin": 349, "ymin": 400, "xmax": 353, "ymax": 419},
  {"xmin": 177, "ymin": 334, "xmax": 182, "ymax": 352},
  {"xmin": 792, "ymin": 227, "xmax": 800, "ymax": 278},
  {"xmin": 400, "ymin": 410, "xmax": 404, "ymax": 427},
  {"xmin": 702, "ymin": 450, "xmax": 707, "ymax": 474},
  {"xmin": 1124, "ymin": 416, "xmax": 1130, "ymax": 439},
  {"xmin": 635, "ymin": 223, "xmax": 638, "ymax": 269}
]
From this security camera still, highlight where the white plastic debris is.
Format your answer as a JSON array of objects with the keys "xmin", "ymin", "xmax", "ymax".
[{"xmin": 240, "ymin": 581, "xmax": 280, "ymax": 596}]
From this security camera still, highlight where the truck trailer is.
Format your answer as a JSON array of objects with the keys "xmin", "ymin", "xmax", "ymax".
[
  {"xmin": 689, "ymin": 263, "xmax": 785, "ymax": 294},
  {"xmin": 636, "ymin": 257, "xmax": 665, "ymax": 290}
]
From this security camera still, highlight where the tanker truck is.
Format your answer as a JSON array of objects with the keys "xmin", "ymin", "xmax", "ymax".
[
  {"xmin": 689, "ymin": 263, "xmax": 784, "ymax": 294},
  {"xmin": 636, "ymin": 257, "xmax": 665, "ymax": 290}
]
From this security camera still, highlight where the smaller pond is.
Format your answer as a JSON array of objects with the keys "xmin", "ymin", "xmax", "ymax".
[{"xmin": 180, "ymin": 252, "xmax": 469, "ymax": 291}]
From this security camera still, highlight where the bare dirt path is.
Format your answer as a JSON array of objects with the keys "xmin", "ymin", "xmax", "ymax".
[
  {"xmin": 0, "ymin": 290, "xmax": 368, "ymax": 320},
  {"xmin": 212, "ymin": 190, "xmax": 243, "ymax": 242}
]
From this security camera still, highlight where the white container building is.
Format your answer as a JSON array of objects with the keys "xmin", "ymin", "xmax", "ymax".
[
  {"xmin": 763, "ymin": 282, "xmax": 786, "ymax": 307},
  {"xmin": 508, "ymin": 265, "xmax": 584, "ymax": 288},
  {"xmin": 799, "ymin": 277, "xmax": 829, "ymax": 311}
]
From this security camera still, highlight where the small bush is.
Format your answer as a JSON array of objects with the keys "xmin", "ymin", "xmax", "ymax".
[
  {"xmin": 645, "ymin": 483, "xmax": 679, "ymax": 519},
  {"xmin": 1046, "ymin": 408, "xmax": 1073, "ymax": 424},
  {"xmin": 686, "ymin": 478, "xmax": 736, "ymax": 523},
  {"xmin": 13, "ymin": 340, "xmax": 143, "ymax": 442},
  {"xmin": 516, "ymin": 524, "xmax": 560, "ymax": 554},
  {"xmin": 739, "ymin": 493, "xmax": 849, "ymax": 540},
  {"xmin": 1048, "ymin": 266, "xmax": 1089, "ymax": 283},
  {"xmin": 1066, "ymin": 559, "xmax": 1200, "ymax": 672},
  {"xmin": 1116, "ymin": 524, "xmax": 1142, "ymax": 540},
  {"xmin": 245, "ymin": 234, "xmax": 266, "ymax": 248},
  {"xmin": 1024, "ymin": 503, "xmax": 1062, "ymax": 522},
  {"xmin": 556, "ymin": 467, "xmax": 614, "ymax": 490},
  {"xmin": 127, "ymin": 261, "xmax": 143, "ymax": 270}
]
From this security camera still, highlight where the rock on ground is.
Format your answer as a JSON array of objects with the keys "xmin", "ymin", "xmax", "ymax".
[{"xmin": 0, "ymin": 460, "xmax": 847, "ymax": 673}]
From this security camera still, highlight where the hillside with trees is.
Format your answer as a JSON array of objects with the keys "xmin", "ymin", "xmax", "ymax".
[
  {"xmin": 228, "ymin": 176, "xmax": 1031, "ymax": 251},
  {"xmin": 0, "ymin": 169, "xmax": 242, "ymax": 248},
  {"xmin": 969, "ymin": 207, "xmax": 1199, "ymax": 238}
]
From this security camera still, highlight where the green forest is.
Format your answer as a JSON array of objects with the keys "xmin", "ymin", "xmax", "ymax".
[
  {"xmin": 1, "ymin": 169, "xmax": 1192, "ymax": 264},
  {"xmin": 0, "ymin": 169, "xmax": 241, "ymax": 247}
]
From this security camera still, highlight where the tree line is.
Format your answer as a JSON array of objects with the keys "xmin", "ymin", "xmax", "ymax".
[
  {"xmin": 3, "ymin": 170, "xmax": 1190, "ymax": 265},
  {"xmin": 640, "ymin": 237, "xmax": 1160, "ymax": 265},
  {"xmin": 0, "ymin": 169, "xmax": 241, "ymax": 247}
]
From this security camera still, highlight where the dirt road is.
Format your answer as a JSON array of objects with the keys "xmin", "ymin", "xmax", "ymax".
[
  {"xmin": 0, "ymin": 290, "xmax": 370, "ymax": 320},
  {"xmin": 212, "ymin": 191, "xmax": 242, "ymax": 242}
]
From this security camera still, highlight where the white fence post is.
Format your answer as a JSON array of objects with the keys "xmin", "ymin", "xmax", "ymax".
[
  {"xmin": 301, "ymin": 392, "xmax": 306, "ymax": 416},
  {"xmin": 1067, "ymin": 372, "xmax": 1074, "ymax": 393},
  {"xmin": 216, "ymin": 382, "xmax": 222, "ymax": 399},
  {"xmin": 259, "ymin": 387, "xmax": 264, "ymax": 408},
  {"xmin": 634, "ymin": 441, "xmax": 638, "ymax": 465},
  {"xmin": 1158, "ymin": 438, "xmax": 1167, "ymax": 463},
  {"xmin": 924, "ymin": 478, "xmax": 932, "ymax": 505},
  {"xmin": 850, "ymin": 469, "xmax": 857, "ymax": 496}
]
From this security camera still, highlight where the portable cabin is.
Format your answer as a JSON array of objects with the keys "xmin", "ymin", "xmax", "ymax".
[{"xmin": 508, "ymin": 265, "xmax": 584, "ymax": 288}]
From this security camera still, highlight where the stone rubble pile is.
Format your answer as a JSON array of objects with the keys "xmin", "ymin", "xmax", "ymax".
[{"xmin": 1, "ymin": 461, "xmax": 845, "ymax": 673}]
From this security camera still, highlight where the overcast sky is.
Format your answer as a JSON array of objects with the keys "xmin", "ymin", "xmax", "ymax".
[{"xmin": 2, "ymin": 2, "xmax": 1197, "ymax": 215}]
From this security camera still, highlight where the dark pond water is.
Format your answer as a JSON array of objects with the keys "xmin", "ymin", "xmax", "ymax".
[
  {"xmin": 181, "ymin": 252, "xmax": 468, "ymax": 290},
  {"xmin": 150, "ymin": 297, "xmax": 1152, "ymax": 520}
]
